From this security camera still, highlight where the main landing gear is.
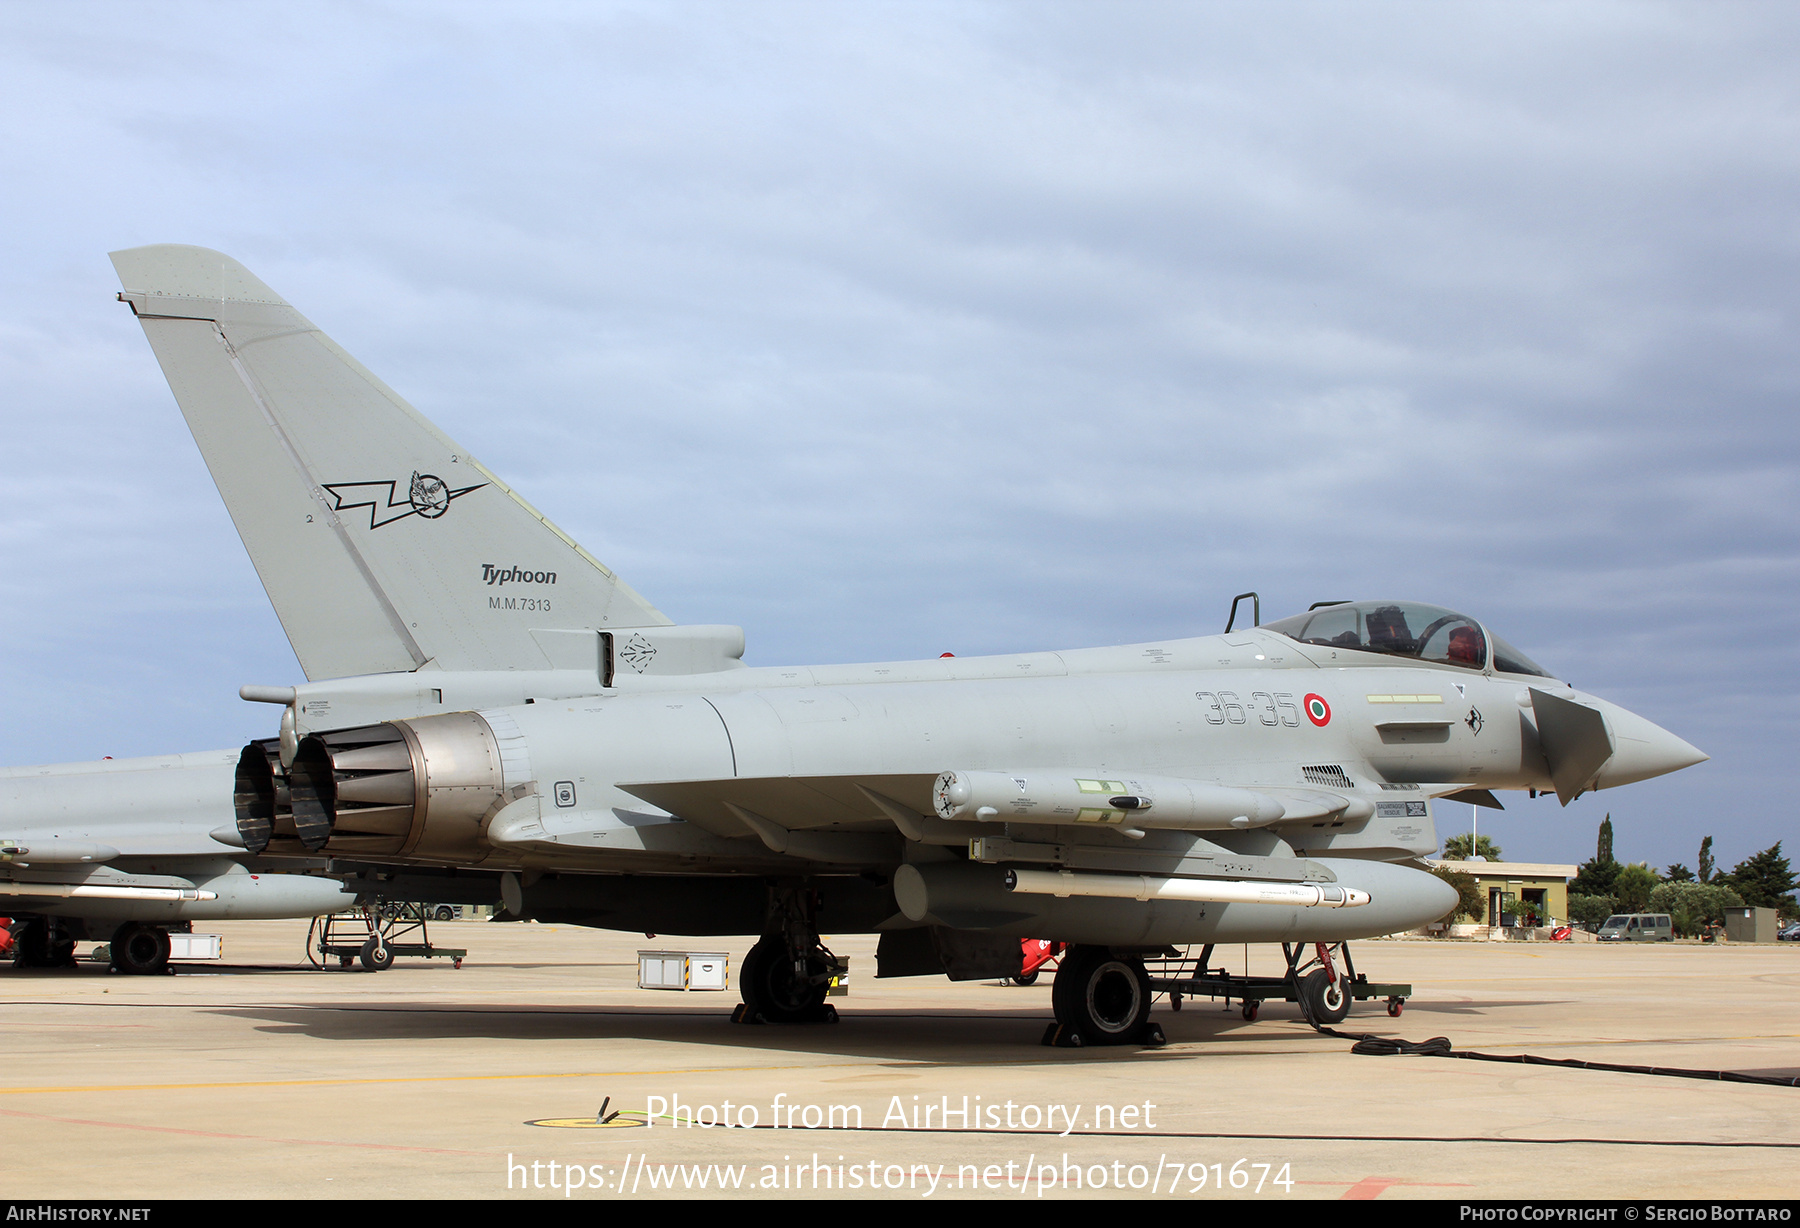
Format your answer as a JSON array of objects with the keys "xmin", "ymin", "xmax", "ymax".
[
  {"xmin": 109, "ymin": 922, "xmax": 173, "ymax": 976},
  {"xmin": 1042, "ymin": 945, "xmax": 1165, "ymax": 1048},
  {"xmin": 733, "ymin": 885, "xmax": 844, "ymax": 1025}
]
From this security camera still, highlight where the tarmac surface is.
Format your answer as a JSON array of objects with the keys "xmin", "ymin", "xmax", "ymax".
[{"xmin": 2, "ymin": 921, "xmax": 1797, "ymax": 1201}]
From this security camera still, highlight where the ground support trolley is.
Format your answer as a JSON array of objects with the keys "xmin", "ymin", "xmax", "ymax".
[
  {"xmin": 312, "ymin": 902, "xmax": 468, "ymax": 972},
  {"xmin": 1147, "ymin": 941, "xmax": 1409, "ymax": 1024},
  {"xmin": 1011, "ymin": 938, "xmax": 1064, "ymax": 986}
]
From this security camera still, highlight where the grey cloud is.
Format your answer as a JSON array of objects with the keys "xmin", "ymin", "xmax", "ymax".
[{"xmin": 0, "ymin": 2, "xmax": 1793, "ymax": 869}]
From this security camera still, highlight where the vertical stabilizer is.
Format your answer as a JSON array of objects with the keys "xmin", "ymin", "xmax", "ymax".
[{"xmin": 111, "ymin": 245, "xmax": 670, "ymax": 681}]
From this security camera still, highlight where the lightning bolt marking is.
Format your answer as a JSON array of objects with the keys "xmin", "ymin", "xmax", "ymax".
[{"xmin": 320, "ymin": 478, "xmax": 485, "ymax": 530}]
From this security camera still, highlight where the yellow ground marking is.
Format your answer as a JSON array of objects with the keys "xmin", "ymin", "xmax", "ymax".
[{"xmin": 527, "ymin": 1115, "xmax": 650, "ymax": 1129}]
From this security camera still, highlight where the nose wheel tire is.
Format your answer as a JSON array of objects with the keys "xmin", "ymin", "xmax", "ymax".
[
  {"xmin": 1051, "ymin": 945, "xmax": 1153, "ymax": 1046},
  {"xmin": 1300, "ymin": 968, "xmax": 1351, "ymax": 1025}
]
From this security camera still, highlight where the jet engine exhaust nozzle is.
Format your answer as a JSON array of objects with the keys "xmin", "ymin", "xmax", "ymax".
[{"xmin": 233, "ymin": 713, "xmax": 506, "ymax": 859}]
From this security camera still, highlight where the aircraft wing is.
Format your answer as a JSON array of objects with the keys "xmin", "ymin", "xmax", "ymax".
[
  {"xmin": 613, "ymin": 767, "xmax": 1457, "ymax": 868},
  {"xmin": 618, "ymin": 771, "xmax": 1345, "ymax": 838}
]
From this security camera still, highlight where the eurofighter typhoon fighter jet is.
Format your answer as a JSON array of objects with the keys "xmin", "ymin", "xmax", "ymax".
[{"xmin": 107, "ymin": 245, "xmax": 1706, "ymax": 1043}]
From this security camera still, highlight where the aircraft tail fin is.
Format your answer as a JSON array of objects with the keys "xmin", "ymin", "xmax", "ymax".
[{"xmin": 111, "ymin": 245, "xmax": 671, "ymax": 681}]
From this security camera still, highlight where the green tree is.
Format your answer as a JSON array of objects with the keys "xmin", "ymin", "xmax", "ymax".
[
  {"xmin": 1665, "ymin": 863, "xmax": 1695, "ymax": 883},
  {"xmin": 1718, "ymin": 843, "xmax": 1799, "ymax": 912},
  {"xmin": 1442, "ymin": 834, "xmax": 1504, "ymax": 861},
  {"xmin": 1431, "ymin": 867, "xmax": 1483, "ymax": 923},
  {"xmin": 1571, "ymin": 854, "xmax": 1621, "ymax": 898},
  {"xmin": 1613, "ymin": 862, "xmax": 1661, "ymax": 913},
  {"xmin": 1571, "ymin": 814, "xmax": 1621, "ymax": 897},
  {"xmin": 1647, "ymin": 881, "xmax": 1743, "ymax": 935},
  {"xmin": 1698, "ymin": 836, "xmax": 1715, "ymax": 884},
  {"xmin": 1567, "ymin": 894, "xmax": 1617, "ymax": 928}
]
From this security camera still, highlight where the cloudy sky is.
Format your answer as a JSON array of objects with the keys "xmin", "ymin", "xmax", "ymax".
[{"xmin": 2, "ymin": 2, "xmax": 1793, "ymax": 871}]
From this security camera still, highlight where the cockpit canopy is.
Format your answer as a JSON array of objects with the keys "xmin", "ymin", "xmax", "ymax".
[{"xmin": 1261, "ymin": 600, "xmax": 1553, "ymax": 678}]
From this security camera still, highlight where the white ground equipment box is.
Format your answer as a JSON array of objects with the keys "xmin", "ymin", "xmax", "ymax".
[
  {"xmin": 638, "ymin": 950, "xmax": 729, "ymax": 991},
  {"xmin": 169, "ymin": 933, "xmax": 222, "ymax": 960}
]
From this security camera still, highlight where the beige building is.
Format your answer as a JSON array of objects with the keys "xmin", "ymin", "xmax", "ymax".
[{"xmin": 1432, "ymin": 860, "xmax": 1578, "ymax": 928}]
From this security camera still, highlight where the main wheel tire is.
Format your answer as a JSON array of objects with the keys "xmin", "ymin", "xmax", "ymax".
[
  {"xmin": 360, "ymin": 936, "xmax": 395, "ymax": 972},
  {"xmin": 741, "ymin": 937, "xmax": 827, "ymax": 1023},
  {"xmin": 1051, "ymin": 945, "xmax": 1152, "ymax": 1045},
  {"xmin": 110, "ymin": 924, "xmax": 171, "ymax": 976},
  {"xmin": 1300, "ymin": 968, "xmax": 1351, "ymax": 1024}
]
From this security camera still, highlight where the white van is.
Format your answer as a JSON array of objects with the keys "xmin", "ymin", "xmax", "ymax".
[{"xmin": 1596, "ymin": 913, "xmax": 1674, "ymax": 941}]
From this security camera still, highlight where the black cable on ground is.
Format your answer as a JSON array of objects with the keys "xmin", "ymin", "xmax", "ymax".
[
  {"xmin": 1303, "ymin": 1011, "xmax": 1800, "ymax": 1087},
  {"xmin": 1343, "ymin": 1031, "xmax": 1454, "ymax": 1057}
]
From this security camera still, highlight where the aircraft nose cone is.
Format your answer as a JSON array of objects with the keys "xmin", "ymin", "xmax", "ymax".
[{"xmin": 1594, "ymin": 703, "xmax": 1708, "ymax": 789}]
